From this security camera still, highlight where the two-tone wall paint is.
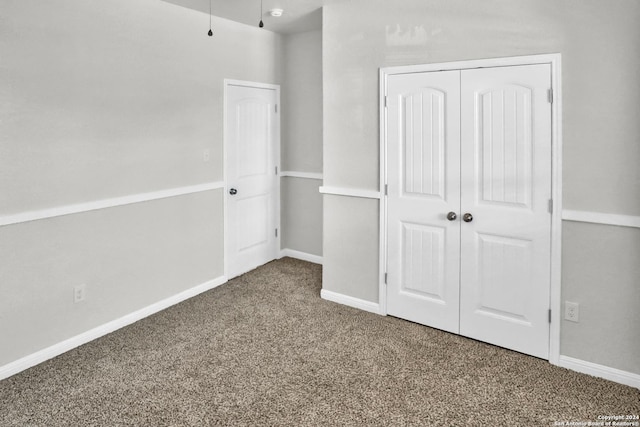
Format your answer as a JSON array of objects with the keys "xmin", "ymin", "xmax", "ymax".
[
  {"xmin": 321, "ymin": 0, "xmax": 640, "ymax": 384},
  {"xmin": 2, "ymin": 0, "xmax": 638, "ymax": 389},
  {"xmin": 0, "ymin": 0, "xmax": 283, "ymax": 373},
  {"xmin": 280, "ymin": 30, "xmax": 324, "ymax": 260}
]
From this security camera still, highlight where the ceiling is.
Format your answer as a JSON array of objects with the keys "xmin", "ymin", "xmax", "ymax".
[{"xmin": 161, "ymin": 0, "xmax": 344, "ymax": 34}]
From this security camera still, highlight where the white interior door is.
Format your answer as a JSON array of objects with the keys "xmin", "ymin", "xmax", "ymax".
[
  {"xmin": 386, "ymin": 71, "xmax": 461, "ymax": 334},
  {"xmin": 385, "ymin": 63, "xmax": 552, "ymax": 359},
  {"xmin": 459, "ymin": 64, "xmax": 552, "ymax": 358},
  {"xmin": 226, "ymin": 82, "xmax": 279, "ymax": 279}
]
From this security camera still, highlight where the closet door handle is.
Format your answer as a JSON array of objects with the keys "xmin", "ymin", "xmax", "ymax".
[
  {"xmin": 229, "ymin": 188, "xmax": 238, "ymax": 195},
  {"xmin": 463, "ymin": 213, "xmax": 473, "ymax": 223},
  {"xmin": 446, "ymin": 212, "xmax": 457, "ymax": 221}
]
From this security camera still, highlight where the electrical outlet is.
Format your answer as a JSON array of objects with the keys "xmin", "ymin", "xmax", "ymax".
[
  {"xmin": 74, "ymin": 284, "xmax": 86, "ymax": 303},
  {"xmin": 203, "ymin": 149, "xmax": 210, "ymax": 162},
  {"xmin": 565, "ymin": 301, "xmax": 579, "ymax": 322}
]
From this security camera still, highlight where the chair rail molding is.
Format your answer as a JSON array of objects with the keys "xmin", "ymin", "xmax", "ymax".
[
  {"xmin": 280, "ymin": 171, "xmax": 323, "ymax": 180},
  {"xmin": 0, "ymin": 182, "xmax": 225, "ymax": 227},
  {"xmin": 562, "ymin": 210, "xmax": 640, "ymax": 229},
  {"xmin": 319, "ymin": 186, "xmax": 381, "ymax": 200}
]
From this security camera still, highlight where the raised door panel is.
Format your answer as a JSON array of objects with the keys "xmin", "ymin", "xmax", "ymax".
[
  {"xmin": 237, "ymin": 100, "xmax": 269, "ymax": 178},
  {"xmin": 401, "ymin": 223, "xmax": 446, "ymax": 302},
  {"xmin": 401, "ymin": 89, "xmax": 446, "ymax": 199},
  {"xmin": 236, "ymin": 194, "xmax": 269, "ymax": 252},
  {"xmin": 476, "ymin": 233, "xmax": 532, "ymax": 324},
  {"xmin": 479, "ymin": 86, "xmax": 532, "ymax": 208}
]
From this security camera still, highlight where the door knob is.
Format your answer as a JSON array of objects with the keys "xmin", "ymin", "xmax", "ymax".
[
  {"xmin": 463, "ymin": 213, "xmax": 473, "ymax": 223},
  {"xmin": 229, "ymin": 188, "xmax": 238, "ymax": 195},
  {"xmin": 446, "ymin": 212, "xmax": 457, "ymax": 221}
]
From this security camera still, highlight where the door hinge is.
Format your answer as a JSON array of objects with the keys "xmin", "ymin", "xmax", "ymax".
[
  {"xmin": 548, "ymin": 199, "xmax": 553, "ymax": 214},
  {"xmin": 548, "ymin": 309, "xmax": 552, "ymax": 323},
  {"xmin": 548, "ymin": 88, "xmax": 553, "ymax": 104},
  {"xmin": 275, "ymin": 104, "xmax": 278, "ymax": 113},
  {"xmin": 384, "ymin": 272, "xmax": 388, "ymax": 284},
  {"xmin": 275, "ymin": 166, "xmax": 278, "ymax": 175},
  {"xmin": 384, "ymin": 184, "xmax": 388, "ymax": 196},
  {"xmin": 275, "ymin": 228, "xmax": 278, "ymax": 238},
  {"xmin": 384, "ymin": 96, "xmax": 388, "ymax": 108}
]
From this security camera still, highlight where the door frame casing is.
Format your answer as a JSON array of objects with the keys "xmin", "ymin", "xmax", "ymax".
[
  {"xmin": 378, "ymin": 54, "xmax": 562, "ymax": 365},
  {"xmin": 223, "ymin": 79, "xmax": 281, "ymax": 280}
]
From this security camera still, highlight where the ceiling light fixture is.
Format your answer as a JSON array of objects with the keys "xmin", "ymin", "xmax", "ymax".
[
  {"xmin": 269, "ymin": 8, "xmax": 283, "ymax": 17},
  {"xmin": 259, "ymin": 0, "xmax": 264, "ymax": 28}
]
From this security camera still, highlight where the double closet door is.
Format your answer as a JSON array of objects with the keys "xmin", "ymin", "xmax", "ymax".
[{"xmin": 385, "ymin": 64, "xmax": 552, "ymax": 359}]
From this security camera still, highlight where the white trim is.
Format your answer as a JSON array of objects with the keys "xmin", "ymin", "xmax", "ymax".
[
  {"xmin": 379, "ymin": 54, "xmax": 564, "ymax": 366},
  {"xmin": 280, "ymin": 171, "xmax": 324, "ymax": 180},
  {"xmin": 320, "ymin": 289, "xmax": 382, "ymax": 315},
  {"xmin": 549, "ymin": 55, "xmax": 563, "ymax": 366},
  {"xmin": 557, "ymin": 355, "xmax": 640, "ymax": 390},
  {"xmin": 381, "ymin": 53, "xmax": 564, "ymax": 75},
  {"xmin": 0, "ymin": 182, "xmax": 225, "ymax": 228},
  {"xmin": 225, "ymin": 79, "xmax": 280, "ymax": 91},
  {"xmin": 0, "ymin": 276, "xmax": 227, "ymax": 381},
  {"xmin": 223, "ymin": 81, "xmax": 230, "ymax": 283},
  {"xmin": 319, "ymin": 186, "xmax": 381, "ymax": 200},
  {"xmin": 562, "ymin": 210, "xmax": 640, "ymax": 229},
  {"xmin": 223, "ymin": 79, "xmax": 281, "ymax": 281},
  {"xmin": 279, "ymin": 248, "xmax": 323, "ymax": 265},
  {"xmin": 379, "ymin": 67, "xmax": 389, "ymax": 316}
]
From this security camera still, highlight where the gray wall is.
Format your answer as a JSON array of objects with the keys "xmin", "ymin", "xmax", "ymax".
[
  {"xmin": 561, "ymin": 222, "xmax": 640, "ymax": 374},
  {"xmin": 281, "ymin": 177, "xmax": 323, "ymax": 256},
  {"xmin": 0, "ymin": 0, "xmax": 282, "ymax": 367},
  {"xmin": 280, "ymin": 30, "xmax": 323, "ymax": 257},
  {"xmin": 321, "ymin": 0, "xmax": 640, "ymax": 374}
]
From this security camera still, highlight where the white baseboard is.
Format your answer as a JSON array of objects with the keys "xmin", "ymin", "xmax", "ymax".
[
  {"xmin": 0, "ymin": 275, "xmax": 227, "ymax": 381},
  {"xmin": 320, "ymin": 289, "xmax": 382, "ymax": 315},
  {"xmin": 280, "ymin": 248, "xmax": 323, "ymax": 265},
  {"xmin": 557, "ymin": 355, "xmax": 640, "ymax": 389}
]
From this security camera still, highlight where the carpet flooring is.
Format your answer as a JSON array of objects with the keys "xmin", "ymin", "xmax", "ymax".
[{"xmin": 1, "ymin": 257, "xmax": 638, "ymax": 426}]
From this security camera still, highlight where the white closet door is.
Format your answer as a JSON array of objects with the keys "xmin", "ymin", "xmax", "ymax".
[
  {"xmin": 386, "ymin": 71, "xmax": 461, "ymax": 334},
  {"xmin": 459, "ymin": 64, "xmax": 552, "ymax": 358}
]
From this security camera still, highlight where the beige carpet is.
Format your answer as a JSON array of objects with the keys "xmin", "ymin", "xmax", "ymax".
[{"xmin": 1, "ymin": 258, "xmax": 638, "ymax": 426}]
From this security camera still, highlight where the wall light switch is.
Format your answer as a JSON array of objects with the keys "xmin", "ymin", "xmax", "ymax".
[{"xmin": 203, "ymin": 149, "xmax": 210, "ymax": 162}]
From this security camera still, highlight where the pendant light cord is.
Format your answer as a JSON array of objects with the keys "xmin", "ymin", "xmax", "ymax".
[
  {"xmin": 259, "ymin": 0, "xmax": 264, "ymax": 27},
  {"xmin": 207, "ymin": 0, "xmax": 213, "ymax": 36}
]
